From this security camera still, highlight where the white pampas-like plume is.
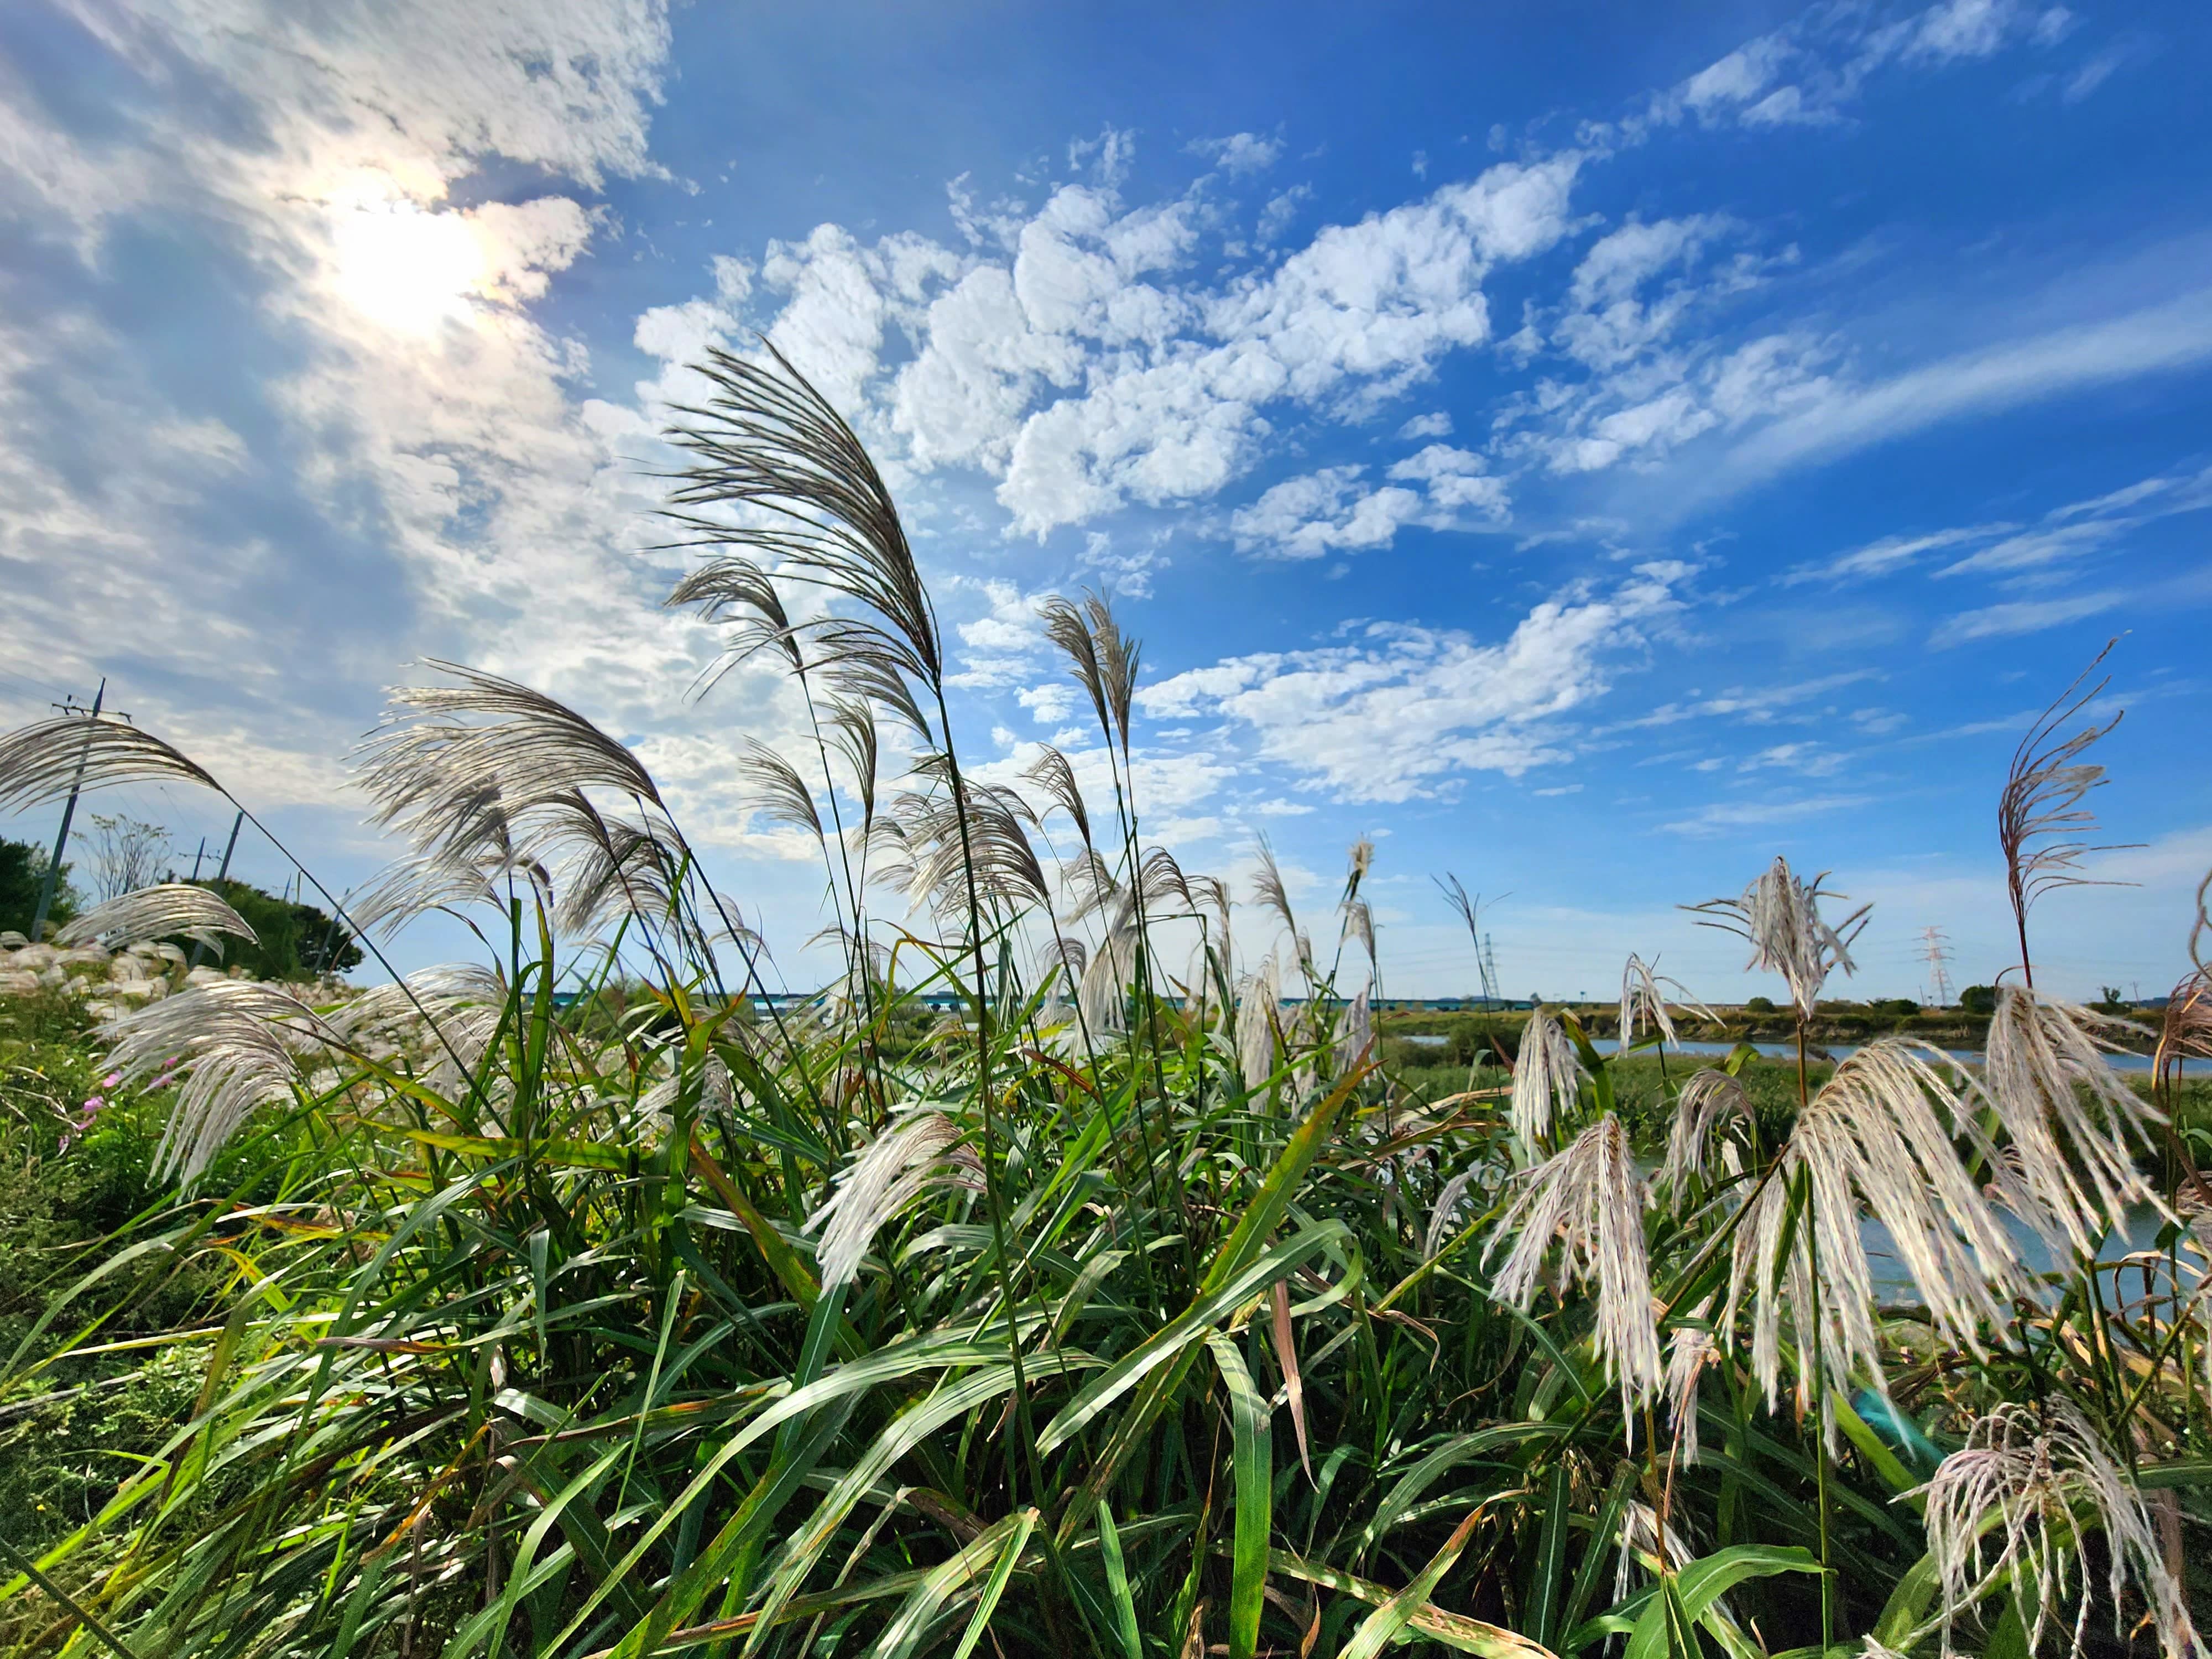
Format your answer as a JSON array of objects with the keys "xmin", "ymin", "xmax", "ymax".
[
  {"xmin": 57, "ymin": 884, "xmax": 257, "ymax": 957},
  {"xmin": 1981, "ymin": 985, "xmax": 2169, "ymax": 1258},
  {"xmin": 640, "ymin": 1053, "xmax": 735, "ymax": 1129},
  {"xmin": 1425, "ymin": 1168, "xmax": 1477, "ymax": 1259},
  {"xmin": 0, "ymin": 716, "xmax": 220, "ymax": 810},
  {"xmin": 1687, "ymin": 857, "xmax": 1869, "ymax": 1019},
  {"xmin": 1239, "ymin": 956, "xmax": 1281, "ymax": 1093},
  {"xmin": 105, "ymin": 981, "xmax": 340, "ymax": 1183},
  {"xmin": 1726, "ymin": 1039, "xmax": 2021, "ymax": 1417},
  {"xmin": 1335, "ymin": 986, "xmax": 1374, "ymax": 1079},
  {"xmin": 1510, "ymin": 1005, "xmax": 1584, "ymax": 1150},
  {"xmin": 1919, "ymin": 1401, "xmax": 2206, "ymax": 1659},
  {"xmin": 806, "ymin": 1109, "xmax": 983, "ymax": 1290},
  {"xmin": 1078, "ymin": 921, "xmax": 1136, "ymax": 1037},
  {"xmin": 1619, "ymin": 954, "xmax": 1713, "ymax": 1050},
  {"xmin": 1485, "ymin": 1114, "xmax": 1662, "ymax": 1427},
  {"xmin": 1664, "ymin": 1298, "xmax": 1720, "ymax": 1467},
  {"xmin": 1660, "ymin": 1068, "xmax": 1752, "ymax": 1200}
]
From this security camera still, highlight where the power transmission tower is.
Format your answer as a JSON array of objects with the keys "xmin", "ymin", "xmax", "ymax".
[
  {"xmin": 29, "ymin": 680, "xmax": 132, "ymax": 941},
  {"xmin": 1917, "ymin": 925, "xmax": 1954, "ymax": 1008},
  {"xmin": 1481, "ymin": 934, "xmax": 1501, "ymax": 1009}
]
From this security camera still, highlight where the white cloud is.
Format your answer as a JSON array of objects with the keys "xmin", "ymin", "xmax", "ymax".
[
  {"xmin": 1135, "ymin": 563, "xmax": 1688, "ymax": 801},
  {"xmin": 1780, "ymin": 526, "xmax": 2004, "ymax": 585},
  {"xmin": 1229, "ymin": 444, "xmax": 1508, "ymax": 560},
  {"xmin": 1721, "ymin": 289, "xmax": 2212, "ymax": 488},
  {"xmin": 1929, "ymin": 591, "xmax": 2125, "ymax": 646},
  {"xmin": 1256, "ymin": 185, "xmax": 1313, "ymax": 247},
  {"xmin": 1397, "ymin": 410, "xmax": 1453, "ymax": 439},
  {"xmin": 1660, "ymin": 795, "xmax": 1872, "ymax": 836},
  {"xmin": 1188, "ymin": 132, "xmax": 1283, "ymax": 176}
]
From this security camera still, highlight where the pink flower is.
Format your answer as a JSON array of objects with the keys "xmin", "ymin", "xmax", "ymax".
[
  {"xmin": 102, "ymin": 1072, "xmax": 122, "ymax": 1088},
  {"xmin": 80, "ymin": 1095, "xmax": 105, "ymax": 1114}
]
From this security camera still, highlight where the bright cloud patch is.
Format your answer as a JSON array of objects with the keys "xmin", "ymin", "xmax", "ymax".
[{"xmin": 1137, "ymin": 563, "xmax": 1688, "ymax": 801}]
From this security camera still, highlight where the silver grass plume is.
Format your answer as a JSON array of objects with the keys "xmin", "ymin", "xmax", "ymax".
[
  {"xmin": 1060, "ymin": 846, "xmax": 1124, "ymax": 926},
  {"xmin": 893, "ymin": 782, "xmax": 1050, "ymax": 915},
  {"xmin": 106, "ymin": 980, "xmax": 340, "ymax": 1184},
  {"xmin": 1240, "ymin": 956, "xmax": 1281, "ymax": 1092},
  {"xmin": 640, "ymin": 1052, "xmax": 735, "ymax": 1130},
  {"xmin": 1335, "ymin": 986, "xmax": 1374, "ymax": 1079},
  {"xmin": 806, "ymin": 1108, "xmax": 983, "ymax": 1290},
  {"xmin": 1037, "ymin": 937, "xmax": 1086, "ymax": 1029},
  {"xmin": 823, "ymin": 698, "xmax": 880, "ymax": 836},
  {"xmin": 661, "ymin": 342, "xmax": 944, "ymax": 712},
  {"xmin": 1619, "ymin": 954, "xmax": 1712, "ymax": 1050},
  {"xmin": 1687, "ymin": 856, "xmax": 1870, "ymax": 1019},
  {"xmin": 1999, "ymin": 641, "xmax": 2134, "ymax": 987},
  {"xmin": 1510, "ymin": 1005, "xmax": 1585, "ymax": 1150},
  {"xmin": 1025, "ymin": 745, "xmax": 1093, "ymax": 847},
  {"xmin": 665, "ymin": 554, "xmax": 805, "ymax": 681},
  {"xmin": 1665, "ymin": 1298, "xmax": 1720, "ymax": 1466},
  {"xmin": 1425, "ymin": 1168, "xmax": 1477, "ymax": 1258},
  {"xmin": 1341, "ymin": 898, "xmax": 1376, "ymax": 968},
  {"xmin": 1726, "ymin": 1039, "xmax": 2021, "ymax": 1416},
  {"xmin": 1083, "ymin": 593, "xmax": 1139, "ymax": 753},
  {"xmin": 57, "ymin": 884, "xmax": 257, "ymax": 957},
  {"xmin": 1484, "ymin": 1113, "xmax": 1663, "ymax": 1428},
  {"xmin": 359, "ymin": 662, "xmax": 667, "ymax": 855},
  {"xmin": 1251, "ymin": 836, "xmax": 1298, "ymax": 941},
  {"xmin": 1138, "ymin": 846, "xmax": 1191, "ymax": 911},
  {"xmin": 1919, "ymin": 1400, "xmax": 2205, "ymax": 1659},
  {"xmin": 328, "ymin": 963, "xmax": 511, "ymax": 1091},
  {"xmin": 0, "ymin": 714, "xmax": 221, "ymax": 811},
  {"xmin": 1981, "ymin": 986, "xmax": 2168, "ymax": 1257},
  {"xmin": 1660, "ymin": 1068, "xmax": 1752, "ymax": 1201},
  {"xmin": 737, "ymin": 741, "xmax": 825, "ymax": 838},
  {"xmin": 1039, "ymin": 596, "xmax": 1112, "ymax": 742},
  {"xmin": 1078, "ymin": 921, "xmax": 1138, "ymax": 1038}
]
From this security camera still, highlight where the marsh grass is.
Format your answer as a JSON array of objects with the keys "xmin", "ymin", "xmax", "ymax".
[{"xmin": 0, "ymin": 356, "xmax": 2204, "ymax": 1659}]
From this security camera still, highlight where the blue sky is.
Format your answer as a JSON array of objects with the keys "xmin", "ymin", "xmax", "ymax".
[{"xmin": 3, "ymin": 0, "xmax": 2209, "ymax": 1003}]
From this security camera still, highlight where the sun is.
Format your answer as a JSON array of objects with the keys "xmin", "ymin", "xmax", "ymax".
[{"xmin": 326, "ymin": 191, "xmax": 490, "ymax": 336}]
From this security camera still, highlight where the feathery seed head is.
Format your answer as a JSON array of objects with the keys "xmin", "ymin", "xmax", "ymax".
[
  {"xmin": 58, "ymin": 884, "xmax": 257, "ymax": 957},
  {"xmin": 806, "ymin": 1108, "xmax": 982, "ymax": 1290},
  {"xmin": 1485, "ymin": 1113, "xmax": 1663, "ymax": 1428},
  {"xmin": 1687, "ymin": 857, "xmax": 1869, "ymax": 1019},
  {"xmin": 1510, "ymin": 1005, "xmax": 1584, "ymax": 1151},
  {"xmin": 1919, "ymin": 1400, "xmax": 2205, "ymax": 1659}
]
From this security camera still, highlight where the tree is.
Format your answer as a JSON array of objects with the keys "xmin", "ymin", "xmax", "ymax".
[
  {"xmin": 1960, "ymin": 984, "xmax": 1997, "ymax": 1015},
  {"xmin": 1744, "ymin": 994, "xmax": 1777, "ymax": 1015},
  {"xmin": 0, "ymin": 838, "xmax": 78, "ymax": 937},
  {"xmin": 86, "ymin": 812, "xmax": 170, "ymax": 901}
]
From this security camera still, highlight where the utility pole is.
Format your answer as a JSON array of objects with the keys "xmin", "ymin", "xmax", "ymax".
[
  {"xmin": 1917, "ymin": 926, "xmax": 1954, "ymax": 1009},
  {"xmin": 188, "ymin": 810, "xmax": 246, "ymax": 969},
  {"xmin": 30, "ymin": 680, "xmax": 130, "ymax": 941},
  {"xmin": 189, "ymin": 837, "xmax": 207, "ymax": 881}
]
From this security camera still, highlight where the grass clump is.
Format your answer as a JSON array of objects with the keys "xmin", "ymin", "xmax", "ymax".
[{"xmin": 0, "ymin": 352, "xmax": 2203, "ymax": 1659}]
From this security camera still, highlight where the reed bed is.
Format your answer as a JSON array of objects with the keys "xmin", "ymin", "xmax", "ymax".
[{"xmin": 0, "ymin": 347, "xmax": 2205, "ymax": 1659}]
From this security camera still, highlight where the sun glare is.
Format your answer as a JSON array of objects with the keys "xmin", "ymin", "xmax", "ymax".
[{"xmin": 326, "ymin": 194, "xmax": 489, "ymax": 335}]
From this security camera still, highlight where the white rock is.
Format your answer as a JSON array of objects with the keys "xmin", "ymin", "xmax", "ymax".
[
  {"xmin": 0, "ymin": 931, "xmax": 27, "ymax": 949},
  {"xmin": 150, "ymin": 943, "xmax": 187, "ymax": 964},
  {"xmin": 185, "ymin": 966, "xmax": 229, "ymax": 988},
  {"xmin": 15, "ymin": 944, "xmax": 57, "ymax": 970},
  {"xmin": 83, "ymin": 1000, "xmax": 118, "ymax": 1022},
  {"xmin": 108, "ymin": 956, "xmax": 151, "ymax": 983},
  {"xmin": 56, "ymin": 947, "xmax": 112, "ymax": 973},
  {"xmin": 38, "ymin": 964, "xmax": 66, "ymax": 988},
  {"xmin": 0, "ymin": 971, "xmax": 39, "ymax": 997}
]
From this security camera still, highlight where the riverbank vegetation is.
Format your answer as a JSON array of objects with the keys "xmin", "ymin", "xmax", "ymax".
[{"xmin": 0, "ymin": 347, "xmax": 2205, "ymax": 1659}]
